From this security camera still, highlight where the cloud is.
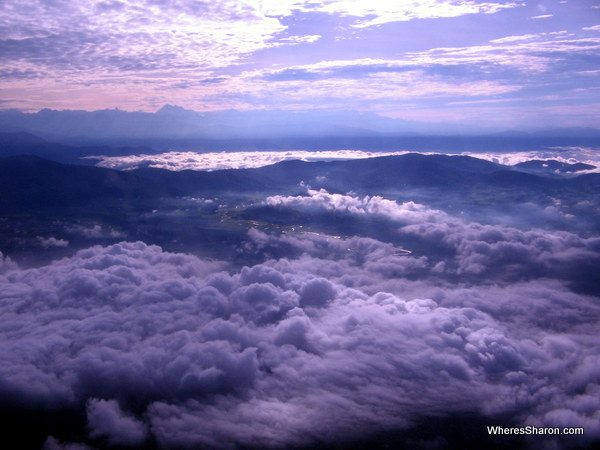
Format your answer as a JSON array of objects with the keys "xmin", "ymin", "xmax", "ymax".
[
  {"xmin": 242, "ymin": 61, "xmax": 520, "ymax": 106},
  {"xmin": 457, "ymin": 147, "xmax": 600, "ymax": 171},
  {"xmin": 266, "ymin": 189, "xmax": 448, "ymax": 222},
  {"xmin": 250, "ymin": 28, "xmax": 595, "ymax": 82},
  {"xmin": 42, "ymin": 436, "xmax": 91, "ymax": 450},
  {"xmin": 0, "ymin": 0, "xmax": 287, "ymax": 107},
  {"xmin": 2, "ymin": 1, "xmax": 516, "ymax": 80},
  {"xmin": 65, "ymin": 224, "xmax": 125, "ymax": 239},
  {"xmin": 91, "ymin": 150, "xmax": 414, "ymax": 171},
  {"xmin": 0, "ymin": 252, "xmax": 18, "ymax": 275},
  {"xmin": 0, "ymin": 0, "xmax": 531, "ymax": 114},
  {"xmin": 263, "ymin": 189, "xmax": 600, "ymax": 287},
  {"xmin": 0, "ymin": 0, "xmax": 596, "ymax": 130},
  {"xmin": 232, "ymin": 27, "xmax": 600, "ymax": 115},
  {"xmin": 36, "ymin": 236, "xmax": 69, "ymax": 248},
  {"xmin": 1, "ymin": 220, "xmax": 599, "ymax": 448},
  {"xmin": 409, "ymin": 32, "xmax": 600, "ymax": 77},
  {"xmin": 89, "ymin": 148, "xmax": 600, "ymax": 174},
  {"xmin": 86, "ymin": 399, "xmax": 147, "ymax": 446},
  {"xmin": 285, "ymin": 0, "xmax": 522, "ymax": 28}
]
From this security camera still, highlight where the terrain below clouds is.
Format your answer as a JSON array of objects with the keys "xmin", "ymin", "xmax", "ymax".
[
  {"xmin": 1, "ymin": 150, "xmax": 599, "ymax": 268},
  {"xmin": 0, "ymin": 147, "xmax": 599, "ymax": 449}
]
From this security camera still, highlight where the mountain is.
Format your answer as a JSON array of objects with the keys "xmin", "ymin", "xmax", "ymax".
[
  {"xmin": 528, "ymin": 127, "xmax": 600, "ymax": 138},
  {"xmin": 2, "ymin": 154, "xmax": 598, "ymax": 215},
  {"xmin": 0, "ymin": 107, "xmax": 440, "ymax": 140},
  {"xmin": 2, "ymin": 106, "xmax": 600, "ymax": 152},
  {"xmin": 513, "ymin": 159, "xmax": 596, "ymax": 175},
  {"xmin": 0, "ymin": 155, "xmax": 167, "ymax": 211},
  {"xmin": 0, "ymin": 131, "xmax": 154, "ymax": 164}
]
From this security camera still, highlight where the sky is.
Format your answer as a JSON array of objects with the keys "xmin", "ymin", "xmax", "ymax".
[{"xmin": 0, "ymin": 0, "xmax": 599, "ymax": 128}]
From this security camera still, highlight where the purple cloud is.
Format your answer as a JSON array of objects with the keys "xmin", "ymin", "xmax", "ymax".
[
  {"xmin": 86, "ymin": 398, "xmax": 147, "ymax": 446},
  {"xmin": 0, "ymin": 232, "xmax": 598, "ymax": 447}
]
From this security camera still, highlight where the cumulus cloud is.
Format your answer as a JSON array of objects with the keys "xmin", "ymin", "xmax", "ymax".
[
  {"xmin": 266, "ymin": 189, "xmax": 446, "ymax": 222},
  {"xmin": 0, "ymin": 226, "xmax": 599, "ymax": 448},
  {"xmin": 0, "ymin": 252, "xmax": 18, "ymax": 275},
  {"xmin": 86, "ymin": 398, "xmax": 147, "ymax": 446},
  {"xmin": 263, "ymin": 189, "xmax": 600, "ymax": 287}
]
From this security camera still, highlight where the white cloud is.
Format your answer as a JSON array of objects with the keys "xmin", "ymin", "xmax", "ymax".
[
  {"xmin": 463, "ymin": 147, "xmax": 600, "ymax": 171},
  {"xmin": 89, "ymin": 148, "xmax": 600, "ymax": 172},
  {"xmin": 266, "ymin": 189, "xmax": 450, "ymax": 223},
  {"xmin": 0, "ymin": 0, "xmax": 521, "ymax": 78},
  {"xmin": 286, "ymin": 0, "xmax": 523, "ymax": 28},
  {"xmin": 0, "ymin": 0, "xmax": 528, "ymax": 112},
  {"xmin": 406, "ymin": 35, "xmax": 600, "ymax": 73},
  {"xmin": 263, "ymin": 189, "xmax": 600, "ymax": 278},
  {"xmin": 90, "ymin": 150, "xmax": 414, "ymax": 171}
]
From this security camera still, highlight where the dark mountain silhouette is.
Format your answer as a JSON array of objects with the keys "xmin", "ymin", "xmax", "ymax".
[
  {"xmin": 0, "ymin": 155, "xmax": 167, "ymax": 211},
  {"xmin": 0, "ymin": 131, "xmax": 153, "ymax": 164},
  {"xmin": 2, "ymin": 153, "xmax": 598, "ymax": 214}
]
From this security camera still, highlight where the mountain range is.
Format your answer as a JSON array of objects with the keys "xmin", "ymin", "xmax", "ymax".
[
  {"xmin": 1, "ymin": 152, "xmax": 597, "ymax": 214},
  {"xmin": 1, "ymin": 107, "xmax": 600, "ymax": 146}
]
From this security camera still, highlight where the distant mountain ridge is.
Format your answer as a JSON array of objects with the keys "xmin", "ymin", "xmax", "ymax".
[
  {"xmin": 1, "ymin": 153, "xmax": 598, "ymax": 214},
  {"xmin": 1, "ymin": 128, "xmax": 600, "ymax": 160},
  {"xmin": 0, "ymin": 107, "xmax": 436, "ymax": 140},
  {"xmin": 1, "ymin": 107, "xmax": 599, "ymax": 143},
  {"xmin": 0, "ymin": 131, "xmax": 153, "ymax": 164}
]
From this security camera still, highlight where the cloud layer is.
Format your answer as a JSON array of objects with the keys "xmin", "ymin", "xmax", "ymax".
[
  {"xmin": 92, "ymin": 149, "xmax": 411, "ymax": 171},
  {"xmin": 90, "ymin": 148, "xmax": 600, "ymax": 172},
  {"xmin": 2, "ymin": 192, "xmax": 599, "ymax": 448}
]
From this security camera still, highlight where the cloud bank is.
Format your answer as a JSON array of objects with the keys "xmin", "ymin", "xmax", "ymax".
[
  {"xmin": 464, "ymin": 147, "xmax": 600, "ymax": 172},
  {"xmin": 90, "ymin": 148, "xmax": 600, "ymax": 172},
  {"xmin": 2, "ymin": 197, "xmax": 599, "ymax": 448},
  {"xmin": 91, "ymin": 150, "xmax": 412, "ymax": 171}
]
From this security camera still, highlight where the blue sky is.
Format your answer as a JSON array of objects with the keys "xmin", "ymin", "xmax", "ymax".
[{"xmin": 0, "ymin": 0, "xmax": 599, "ymax": 128}]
